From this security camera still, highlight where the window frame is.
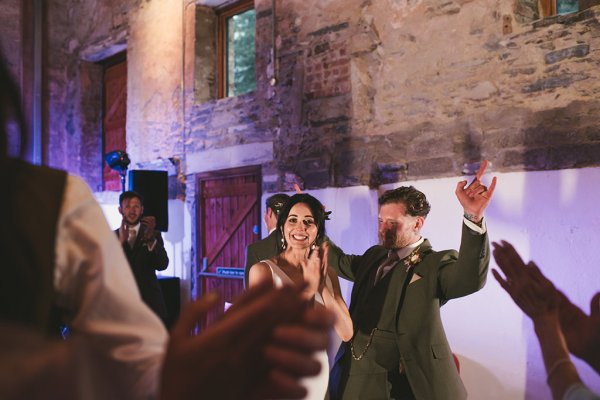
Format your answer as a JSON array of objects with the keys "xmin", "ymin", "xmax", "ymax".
[{"xmin": 216, "ymin": 0, "xmax": 255, "ymax": 98}]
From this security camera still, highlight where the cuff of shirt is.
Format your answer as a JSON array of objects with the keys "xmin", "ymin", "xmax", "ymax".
[{"xmin": 463, "ymin": 217, "xmax": 487, "ymax": 234}]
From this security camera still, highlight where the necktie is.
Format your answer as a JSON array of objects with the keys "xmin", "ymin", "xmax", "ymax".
[
  {"xmin": 374, "ymin": 250, "xmax": 400, "ymax": 285},
  {"xmin": 128, "ymin": 229, "xmax": 137, "ymax": 248}
]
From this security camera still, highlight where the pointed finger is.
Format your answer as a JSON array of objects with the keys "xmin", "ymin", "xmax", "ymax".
[
  {"xmin": 476, "ymin": 160, "xmax": 489, "ymax": 181},
  {"xmin": 485, "ymin": 176, "xmax": 497, "ymax": 198}
]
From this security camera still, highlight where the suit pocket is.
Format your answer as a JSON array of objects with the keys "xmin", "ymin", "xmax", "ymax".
[{"xmin": 431, "ymin": 343, "xmax": 450, "ymax": 359}]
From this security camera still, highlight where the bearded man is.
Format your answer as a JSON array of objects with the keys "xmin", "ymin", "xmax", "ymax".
[
  {"xmin": 328, "ymin": 161, "xmax": 497, "ymax": 400},
  {"xmin": 117, "ymin": 191, "xmax": 169, "ymax": 326}
]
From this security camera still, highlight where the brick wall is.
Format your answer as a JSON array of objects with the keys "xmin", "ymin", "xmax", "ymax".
[{"xmin": 4, "ymin": 0, "xmax": 600, "ymax": 193}]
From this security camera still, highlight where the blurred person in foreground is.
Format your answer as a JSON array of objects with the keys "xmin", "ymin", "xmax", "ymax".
[
  {"xmin": 493, "ymin": 240, "xmax": 599, "ymax": 400},
  {"xmin": 0, "ymin": 49, "xmax": 333, "ymax": 400}
]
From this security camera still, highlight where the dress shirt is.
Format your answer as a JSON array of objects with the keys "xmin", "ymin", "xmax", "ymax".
[
  {"xmin": 54, "ymin": 175, "xmax": 168, "ymax": 400},
  {"xmin": 376, "ymin": 238, "xmax": 425, "ymax": 281}
]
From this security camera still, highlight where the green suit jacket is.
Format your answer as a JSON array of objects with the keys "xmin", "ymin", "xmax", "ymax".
[{"xmin": 329, "ymin": 223, "xmax": 489, "ymax": 400}]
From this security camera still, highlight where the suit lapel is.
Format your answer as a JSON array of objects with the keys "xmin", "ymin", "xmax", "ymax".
[{"xmin": 393, "ymin": 239, "xmax": 432, "ymax": 326}]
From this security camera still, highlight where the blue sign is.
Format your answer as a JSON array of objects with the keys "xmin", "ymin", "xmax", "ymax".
[{"xmin": 216, "ymin": 267, "xmax": 244, "ymax": 277}]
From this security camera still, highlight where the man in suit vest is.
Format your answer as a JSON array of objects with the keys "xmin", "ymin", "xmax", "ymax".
[
  {"xmin": 244, "ymin": 193, "xmax": 290, "ymax": 288},
  {"xmin": 117, "ymin": 191, "xmax": 170, "ymax": 326},
  {"xmin": 329, "ymin": 161, "xmax": 497, "ymax": 400}
]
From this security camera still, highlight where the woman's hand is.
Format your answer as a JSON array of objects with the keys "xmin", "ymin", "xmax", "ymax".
[{"xmin": 301, "ymin": 244, "xmax": 325, "ymax": 300}]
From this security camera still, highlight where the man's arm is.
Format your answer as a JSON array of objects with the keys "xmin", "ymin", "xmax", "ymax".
[
  {"xmin": 141, "ymin": 216, "xmax": 169, "ymax": 271},
  {"xmin": 146, "ymin": 232, "xmax": 169, "ymax": 271},
  {"xmin": 438, "ymin": 159, "xmax": 496, "ymax": 299},
  {"xmin": 324, "ymin": 237, "xmax": 357, "ymax": 282},
  {"xmin": 437, "ymin": 224, "xmax": 490, "ymax": 300}
]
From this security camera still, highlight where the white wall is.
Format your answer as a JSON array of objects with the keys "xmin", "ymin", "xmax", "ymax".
[{"xmin": 263, "ymin": 167, "xmax": 600, "ymax": 399}]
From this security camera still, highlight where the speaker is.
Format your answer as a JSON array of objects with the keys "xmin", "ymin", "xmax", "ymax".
[
  {"xmin": 128, "ymin": 170, "xmax": 169, "ymax": 231},
  {"xmin": 158, "ymin": 276, "xmax": 180, "ymax": 329}
]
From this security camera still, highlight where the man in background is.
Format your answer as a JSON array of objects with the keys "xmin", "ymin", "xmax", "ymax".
[
  {"xmin": 117, "ymin": 191, "xmax": 169, "ymax": 326},
  {"xmin": 244, "ymin": 193, "xmax": 290, "ymax": 287}
]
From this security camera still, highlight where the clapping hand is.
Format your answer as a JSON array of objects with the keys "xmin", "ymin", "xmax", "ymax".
[
  {"xmin": 492, "ymin": 240, "xmax": 559, "ymax": 321},
  {"xmin": 160, "ymin": 281, "xmax": 334, "ymax": 400},
  {"xmin": 455, "ymin": 160, "xmax": 497, "ymax": 222},
  {"xmin": 140, "ymin": 216, "xmax": 156, "ymax": 241},
  {"xmin": 492, "ymin": 240, "xmax": 600, "ymax": 375},
  {"xmin": 301, "ymin": 243, "xmax": 328, "ymax": 300},
  {"xmin": 118, "ymin": 221, "xmax": 129, "ymax": 244}
]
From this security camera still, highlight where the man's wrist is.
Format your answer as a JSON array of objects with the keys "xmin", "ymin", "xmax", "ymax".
[{"xmin": 463, "ymin": 212, "xmax": 483, "ymax": 225}]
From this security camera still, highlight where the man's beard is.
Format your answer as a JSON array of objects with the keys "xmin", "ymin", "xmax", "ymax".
[
  {"xmin": 379, "ymin": 229, "xmax": 411, "ymax": 249},
  {"xmin": 125, "ymin": 215, "xmax": 141, "ymax": 226}
]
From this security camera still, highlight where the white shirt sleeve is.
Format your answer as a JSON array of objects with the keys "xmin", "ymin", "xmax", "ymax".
[
  {"xmin": 54, "ymin": 175, "xmax": 168, "ymax": 400},
  {"xmin": 463, "ymin": 217, "xmax": 487, "ymax": 234}
]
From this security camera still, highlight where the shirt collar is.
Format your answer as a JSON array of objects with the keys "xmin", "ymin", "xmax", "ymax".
[
  {"xmin": 393, "ymin": 237, "xmax": 425, "ymax": 260},
  {"xmin": 129, "ymin": 222, "xmax": 141, "ymax": 234}
]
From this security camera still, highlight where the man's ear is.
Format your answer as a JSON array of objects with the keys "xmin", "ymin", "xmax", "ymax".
[
  {"xmin": 118, "ymin": 206, "xmax": 123, "ymax": 216},
  {"xmin": 414, "ymin": 216, "xmax": 425, "ymax": 231}
]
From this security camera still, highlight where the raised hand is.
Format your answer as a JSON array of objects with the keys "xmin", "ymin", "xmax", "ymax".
[
  {"xmin": 301, "ymin": 244, "xmax": 324, "ymax": 300},
  {"xmin": 118, "ymin": 221, "xmax": 129, "ymax": 244},
  {"xmin": 455, "ymin": 160, "xmax": 497, "ymax": 222},
  {"xmin": 141, "ymin": 216, "xmax": 156, "ymax": 240},
  {"xmin": 492, "ymin": 240, "xmax": 559, "ymax": 320}
]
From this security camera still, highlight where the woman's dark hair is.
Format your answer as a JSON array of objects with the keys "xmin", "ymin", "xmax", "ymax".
[
  {"xmin": 276, "ymin": 193, "xmax": 327, "ymax": 248},
  {"xmin": 0, "ymin": 51, "xmax": 27, "ymax": 162}
]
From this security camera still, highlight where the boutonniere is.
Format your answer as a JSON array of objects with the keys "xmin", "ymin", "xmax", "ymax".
[{"xmin": 403, "ymin": 246, "xmax": 422, "ymax": 272}]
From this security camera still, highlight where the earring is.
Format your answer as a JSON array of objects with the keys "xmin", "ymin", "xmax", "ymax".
[
  {"xmin": 281, "ymin": 236, "xmax": 287, "ymax": 250},
  {"xmin": 311, "ymin": 243, "xmax": 316, "ymax": 251}
]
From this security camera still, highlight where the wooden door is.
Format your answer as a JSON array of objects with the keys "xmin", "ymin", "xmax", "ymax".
[
  {"xmin": 103, "ymin": 55, "xmax": 127, "ymax": 191},
  {"xmin": 195, "ymin": 165, "xmax": 261, "ymax": 328}
]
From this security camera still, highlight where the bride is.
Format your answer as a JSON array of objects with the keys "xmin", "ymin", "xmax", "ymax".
[{"xmin": 248, "ymin": 193, "xmax": 353, "ymax": 399}]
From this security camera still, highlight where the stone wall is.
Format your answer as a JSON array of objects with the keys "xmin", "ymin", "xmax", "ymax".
[
  {"xmin": 182, "ymin": 0, "xmax": 600, "ymax": 191},
  {"xmin": 5, "ymin": 0, "xmax": 599, "ymax": 193},
  {"xmin": 0, "ymin": 0, "xmax": 21, "ymax": 80}
]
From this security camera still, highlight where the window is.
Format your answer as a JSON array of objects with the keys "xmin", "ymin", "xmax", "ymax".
[
  {"xmin": 217, "ymin": 0, "xmax": 256, "ymax": 98},
  {"xmin": 541, "ymin": 0, "xmax": 578, "ymax": 16}
]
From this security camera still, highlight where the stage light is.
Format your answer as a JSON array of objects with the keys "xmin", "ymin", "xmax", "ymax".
[{"xmin": 104, "ymin": 150, "xmax": 130, "ymax": 192}]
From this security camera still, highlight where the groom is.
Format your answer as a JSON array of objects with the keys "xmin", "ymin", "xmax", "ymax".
[{"xmin": 329, "ymin": 161, "xmax": 496, "ymax": 399}]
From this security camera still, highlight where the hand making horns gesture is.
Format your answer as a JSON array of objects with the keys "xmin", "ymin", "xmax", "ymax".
[{"xmin": 455, "ymin": 159, "xmax": 497, "ymax": 222}]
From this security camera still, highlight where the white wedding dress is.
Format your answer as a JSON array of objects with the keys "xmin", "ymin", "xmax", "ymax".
[{"xmin": 261, "ymin": 259, "xmax": 331, "ymax": 400}]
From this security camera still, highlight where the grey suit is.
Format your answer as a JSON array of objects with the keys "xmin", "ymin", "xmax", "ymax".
[{"xmin": 329, "ymin": 224, "xmax": 489, "ymax": 400}]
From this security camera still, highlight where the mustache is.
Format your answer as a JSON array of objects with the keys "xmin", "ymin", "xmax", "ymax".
[{"xmin": 379, "ymin": 229, "xmax": 397, "ymax": 245}]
